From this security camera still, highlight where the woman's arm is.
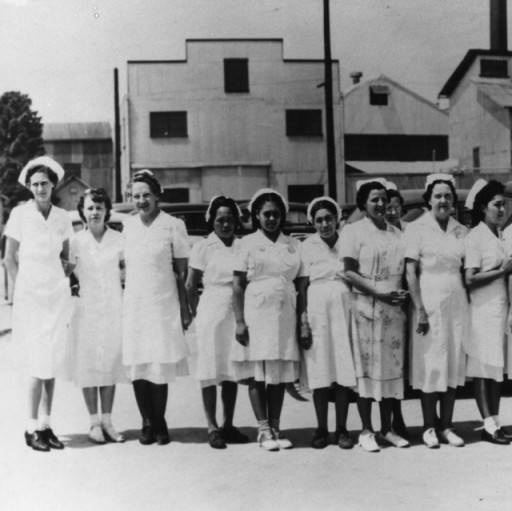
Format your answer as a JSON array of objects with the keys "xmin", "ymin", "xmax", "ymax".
[
  {"xmin": 185, "ymin": 267, "xmax": 203, "ymax": 317},
  {"xmin": 60, "ymin": 239, "xmax": 74, "ymax": 277},
  {"xmin": 3, "ymin": 236, "xmax": 19, "ymax": 288},
  {"xmin": 465, "ymin": 257, "xmax": 512, "ymax": 290},
  {"xmin": 405, "ymin": 258, "xmax": 429, "ymax": 335},
  {"xmin": 295, "ymin": 276, "xmax": 312, "ymax": 349},
  {"xmin": 233, "ymin": 271, "xmax": 249, "ymax": 346},
  {"xmin": 173, "ymin": 257, "xmax": 192, "ymax": 330}
]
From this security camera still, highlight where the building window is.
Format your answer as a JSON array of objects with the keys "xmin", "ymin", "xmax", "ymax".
[
  {"xmin": 150, "ymin": 111, "xmax": 187, "ymax": 138},
  {"xmin": 286, "ymin": 110, "xmax": 323, "ymax": 137},
  {"xmin": 288, "ymin": 185, "xmax": 324, "ymax": 203},
  {"xmin": 161, "ymin": 187, "xmax": 190, "ymax": 203},
  {"xmin": 473, "ymin": 147, "xmax": 480, "ymax": 169},
  {"xmin": 369, "ymin": 84, "xmax": 389, "ymax": 106},
  {"xmin": 480, "ymin": 59, "xmax": 509, "ymax": 78},
  {"xmin": 224, "ymin": 59, "xmax": 249, "ymax": 93}
]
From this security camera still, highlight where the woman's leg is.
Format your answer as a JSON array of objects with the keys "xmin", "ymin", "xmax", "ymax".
[
  {"xmin": 40, "ymin": 378, "xmax": 55, "ymax": 427},
  {"xmin": 267, "ymin": 383, "xmax": 285, "ymax": 431},
  {"xmin": 474, "ymin": 378, "xmax": 492, "ymax": 419},
  {"xmin": 420, "ymin": 392, "xmax": 438, "ymax": 429},
  {"xmin": 439, "ymin": 387, "xmax": 457, "ymax": 430},
  {"xmin": 132, "ymin": 379, "xmax": 153, "ymax": 426},
  {"xmin": 313, "ymin": 388, "xmax": 329, "ymax": 431},
  {"xmin": 378, "ymin": 398, "xmax": 393, "ymax": 435},
  {"xmin": 248, "ymin": 380, "xmax": 267, "ymax": 421},
  {"xmin": 488, "ymin": 380, "xmax": 501, "ymax": 417},
  {"xmin": 356, "ymin": 397, "xmax": 373, "ymax": 432},
  {"xmin": 334, "ymin": 385, "xmax": 351, "ymax": 432},
  {"xmin": 150, "ymin": 383, "xmax": 168, "ymax": 428},
  {"xmin": 201, "ymin": 385, "xmax": 219, "ymax": 431},
  {"xmin": 28, "ymin": 377, "xmax": 43, "ymax": 431},
  {"xmin": 82, "ymin": 387, "xmax": 99, "ymax": 416},
  {"xmin": 220, "ymin": 381, "xmax": 238, "ymax": 430},
  {"xmin": 99, "ymin": 385, "xmax": 124, "ymax": 442},
  {"xmin": 391, "ymin": 399, "xmax": 408, "ymax": 435}
]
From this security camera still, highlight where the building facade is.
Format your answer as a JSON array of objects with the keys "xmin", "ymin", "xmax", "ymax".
[{"xmin": 122, "ymin": 38, "xmax": 344, "ymax": 203}]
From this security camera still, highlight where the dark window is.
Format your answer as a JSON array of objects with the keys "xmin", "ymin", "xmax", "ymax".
[
  {"xmin": 224, "ymin": 59, "xmax": 249, "ymax": 93},
  {"xmin": 63, "ymin": 163, "xmax": 81, "ymax": 178},
  {"xmin": 286, "ymin": 110, "xmax": 323, "ymax": 137},
  {"xmin": 288, "ymin": 184, "xmax": 324, "ymax": 203},
  {"xmin": 344, "ymin": 134, "xmax": 449, "ymax": 161},
  {"xmin": 150, "ymin": 112, "xmax": 187, "ymax": 138},
  {"xmin": 369, "ymin": 84, "xmax": 389, "ymax": 106},
  {"xmin": 473, "ymin": 147, "xmax": 480, "ymax": 169},
  {"xmin": 161, "ymin": 187, "xmax": 189, "ymax": 203},
  {"xmin": 480, "ymin": 59, "xmax": 509, "ymax": 78}
]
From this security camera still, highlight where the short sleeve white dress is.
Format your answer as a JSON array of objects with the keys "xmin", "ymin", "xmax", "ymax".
[
  {"xmin": 68, "ymin": 228, "xmax": 127, "ymax": 387},
  {"xmin": 404, "ymin": 213, "xmax": 468, "ymax": 392},
  {"xmin": 300, "ymin": 233, "xmax": 356, "ymax": 390},
  {"xmin": 122, "ymin": 212, "xmax": 190, "ymax": 384},
  {"xmin": 232, "ymin": 230, "xmax": 301, "ymax": 384},
  {"xmin": 4, "ymin": 200, "xmax": 73, "ymax": 378}
]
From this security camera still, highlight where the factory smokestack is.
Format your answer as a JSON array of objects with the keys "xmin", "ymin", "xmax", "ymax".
[{"xmin": 490, "ymin": 0, "xmax": 507, "ymax": 51}]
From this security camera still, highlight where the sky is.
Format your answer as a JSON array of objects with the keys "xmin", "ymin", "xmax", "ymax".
[{"xmin": 0, "ymin": 0, "xmax": 494, "ymax": 124}]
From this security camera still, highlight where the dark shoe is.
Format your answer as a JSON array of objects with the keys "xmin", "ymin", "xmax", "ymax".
[
  {"xmin": 139, "ymin": 425, "xmax": 155, "ymax": 445},
  {"xmin": 221, "ymin": 426, "xmax": 249, "ymax": 444},
  {"xmin": 336, "ymin": 429, "xmax": 355, "ymax": 450},
  {"xmin": 24, "ymin": 430, "xmax": 50, "ymax": 452},
  {"xmin": 500, "ymin": 427, "xmax": 512, "ymax": 440},
  {"xmin": 154, "ymin": 419, "xmax": 170, "ymax": 446},
  {"xmin": 481, "ymin": 429, "xmax": 510, "ymax": 445},
  {"xmin": 208, "ymin": 429, "xmax": 227, "ymax": 449},
  {"xmin": 311, "ymin": 428, "xmax": 329, "ymax": 449},
  {"xmin": 41, "ymin": 428, "xmax": 64, "ymax": 449}
]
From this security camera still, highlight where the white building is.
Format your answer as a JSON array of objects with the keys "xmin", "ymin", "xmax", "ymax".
[{"xmin": 122, "ymin": 38, "xmax": 343, "ymax": 202}]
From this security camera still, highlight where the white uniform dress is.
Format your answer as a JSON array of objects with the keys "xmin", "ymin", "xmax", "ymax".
[
  {"xmin": 189, "ymin": 232, "xmax": 240, "ymax": 387},
  {"xmin": 404, "ymin": 213, "xmax": 468, "ymax": 392},
  {"xmin": 341, "ymin": 217, "xmax": 406, "ymax": 401},
  {"xmin": 4, "ymin": 200, "xmax": 73, "ymax": 378},
  {"xmin": 122, "ymin": 212, "xmax": 190, "ymax": 384},
  {"xmin": 465, "ymin": 222, "xmax": 508, "ymax": 381},
  {"xmin": 69, "ymin": 228, "xmax": 126, "ymax": 387},
  {"xmin": 300, "ymin": 233, "xmax": 356, "ymax": 390},
  {"xmin": 232, "ymin": 230, "xmax": 301, "ymax": 384}
]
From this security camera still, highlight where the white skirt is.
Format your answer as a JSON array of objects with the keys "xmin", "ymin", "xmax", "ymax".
[{"xmin": 232, "ymin": 360, "xmax": 299, "ymax": 385}]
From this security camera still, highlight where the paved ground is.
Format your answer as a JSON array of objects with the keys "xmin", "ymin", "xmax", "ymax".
[{"xmin": 2, "ymin": 269, "xmax": 512, "ymax": 511}]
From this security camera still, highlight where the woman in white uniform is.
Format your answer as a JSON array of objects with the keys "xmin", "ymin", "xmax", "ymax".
[
  {"xmin": 68, "ymin": 188, "xmax": 126, "ymax": 444},
  {"xmin": 4, "ymin": 156, "xmax": 72, "ymax": 452},
  {"xmin": 186, "ymin": 196, "xmax": 249, "ymax": 449},
  {"xmin": 123, "ymin": 170, "xmax": 191, "ymax": 446},
  {"xmin": 233, "ymin": 189, "xmax": 301, "ymax": 451},
  {"xmin": 405, "ymin": 174, "xmax": 468, "ymax": 449},
  {"xmin": 464, "ymin": 179, "xmax": 512, "ymax": 444},
  {"xmin": 342, "ymin": 180, "xmax": 408, "ymax": 452},
  {"xmin": 297, "ymin": 197, "xmax": 357, "ymax": 449}
]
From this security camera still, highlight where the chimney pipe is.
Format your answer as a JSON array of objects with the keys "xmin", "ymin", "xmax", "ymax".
[
  {"xmin": 490, "ymin": 0, "xmax": 507, "ymax": 51},
  {"xmin": 349, "ymin": 71, "xmax": 363, "ymax": 84}
]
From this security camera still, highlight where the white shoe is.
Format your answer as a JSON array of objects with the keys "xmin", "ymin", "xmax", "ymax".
[
  {"xmin": 257, "ymin": 429, "xmax": 279, "ymax": 451},
  {"xmin": 383, "ymin": 430, "xmax": 410, "ymax": 448},
  {"xmin": 422, "ymin": 427, "xmax": 439, "ymax": 449},
  {"xmin": 358, "ymin": 431, "xmax": 380, "ymax": 452},
  {"xmin": 88, "ymin": 425, "xmax": 106, "ymax": 444},
  {"xmin": 102, "ymin": 424, "xmax": 125, "ymax": 443},
  {"xmin": 439, "ymin": 428, "xmax": 464, "ymax": 447},
  {"xmin": 272, "ymin": 429, "xmax": 293, "ymax": 450}
]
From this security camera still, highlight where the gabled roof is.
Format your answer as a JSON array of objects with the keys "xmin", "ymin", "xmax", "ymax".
[
  {"xmin": 54, "ymin": 175, "xmax": 90, "ymax": 192},
  {"xmin": 344, "ymin": 74, "xmax": 446, "ymax": 113},
  {"xmin": 439, "ymin": 48, "xmax": 512, "ymax": 98},
  {"xmin": 43, "ymin": 122, "xmax": 111, "ymax": 141}
]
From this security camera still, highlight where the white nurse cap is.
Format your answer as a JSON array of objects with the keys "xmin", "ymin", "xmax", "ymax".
[
  {"xmin": 386, "ymin": 180, "xmax": 398, "ymax": 191},
  {"xmin": 18, "ymin": 156, "xmax": 65, "ymax": 187},
  {"xmin": 204, "ymin": 195, "xmax": 243, "ymax": 222},
  {"xmin": 306, "ymin": 196, "xmax": 341, "ymax": 223},
  {"xmin": 464, "ymin": 178, "xmax": 488, "ymax": 210},
  {"xmin": 247, "ymin": 188, "xmax": 289, "ymax": 214},
  {"xmin": 355, "ymin": 177, "xmax": 388, "ymax": 191},
  {"xmin": 424, "ymin": 173, "xmax": 455, "ymax": 189}
]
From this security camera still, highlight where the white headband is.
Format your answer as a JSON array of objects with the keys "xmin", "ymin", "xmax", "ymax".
[
  {"xmin": 464, "ymin": 178, "xmax": 487, "ymax": 210},
  {"xmin": 204, "ymin": 195, "xmax": 243, "ymax": 222},
  {"xmin": 355, "ymin": 177, "xmax": 388, "ymax": 191},
  {"xmin": 424, "ymin": 173, "xmax": 455, "ymax": 189},
  {"xmin": 247, "ymin": 188, "xmax": 289, "ymax": 214},
  {"xmin": 306, "ymin": 196, "xmax": 341, "ymax": 223},
  {"xmin": 18, "ymin": 156, "xmax": 65, "ymax": 187}
]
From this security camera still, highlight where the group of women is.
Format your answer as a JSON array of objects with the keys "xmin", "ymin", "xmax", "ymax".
[{"xmin": 4, "ymin": 155, "xmax": 512, "ymax": 454}]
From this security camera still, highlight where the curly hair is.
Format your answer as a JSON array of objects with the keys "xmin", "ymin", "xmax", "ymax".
[
  {"xmin": 470, "ymin": 180, "xmax": 505, "ymax": 227},
  {"xmin": 77, "ymin": 188, "xmax": 112, "ymax": 223}
]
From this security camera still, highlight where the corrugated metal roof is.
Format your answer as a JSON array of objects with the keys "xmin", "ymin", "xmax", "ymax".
[
  {"xmin": 477, "ymin": 82, "xmax": 512, "ymax": 107},
  {"xmin": 43, "ymin": 122, "xmax": 111, "ymax": 141}
]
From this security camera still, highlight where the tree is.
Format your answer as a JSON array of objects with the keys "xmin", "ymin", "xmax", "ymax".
[{"xmin": 0, "ymin": 91, "xmax": 45, "ymax": 207}]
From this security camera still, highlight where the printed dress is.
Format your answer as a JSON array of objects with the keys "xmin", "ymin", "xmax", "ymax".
[
  {"xmin": 300, "ymin": 233, "xmax": 356, "ymax": 390},
  {"xmin": 69, "ymin": 228, "xmax": 126, "ymax": 387},
  {"xmin": 341, "ymin": 217, "xmax": 406, "ymax": 401},
  {"xmin": 189, "ymin": 232, "xmax": 240, "ymax": 387},
  {"xmin": 122, "ymin": 212, "xmax": 190, "ymax": 384},
  {"xmin": 405, "ymin": 213, "xmax": 468, "ymax": 392},
  {"xmin": 232, "ymin": 230, "xmax": 301, "ymax": 384},
  {"xmin": 4, "ymin": 200, "xmax": 73, "ymax": 378}
]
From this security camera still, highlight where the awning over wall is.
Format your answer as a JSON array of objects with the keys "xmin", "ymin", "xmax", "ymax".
[{"xmin": 346, "ymin": 159, "xmax": 459, "ymax": 175}]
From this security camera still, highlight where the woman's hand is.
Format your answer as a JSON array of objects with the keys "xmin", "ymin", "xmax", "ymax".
[
  {"xmin": 416, "ymin": 307, "xmax": 429, "ymax": 335},
  {"xmin": 298, "ymin": 321, "xmax": 312, "ymax": 350},
  {"xmin": 181, "ymin": 307, "xmax": 192, "ymax": 331},
  {"xmin": 376, "ymin": 290, "xmax": 408, "ymax": 306},
  {"xmin": 501, "ymin": 256, "xmax": 512, "ymax": 275},
  {"xmin": 235, "ymin": 321, "xmax": 249, "ymax": 346}
]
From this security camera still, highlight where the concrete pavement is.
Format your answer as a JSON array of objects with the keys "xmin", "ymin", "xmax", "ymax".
[{"xmin": 2, "ymin": 269, "xmax": 512, "ymax": 510}]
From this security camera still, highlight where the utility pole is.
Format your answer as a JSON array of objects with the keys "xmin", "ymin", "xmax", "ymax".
[
  {"xmin": 323, "ymin": 0, "xmax": 337, "ymax": 200},
  {"xmin": 113, "ymin": 68, "xmax": 122, "ymax": 202}
]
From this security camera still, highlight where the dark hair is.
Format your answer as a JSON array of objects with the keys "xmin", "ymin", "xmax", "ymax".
[
  {"xmin": 206, "ymin": 196, "xmax": 241, "ymax": 232},
  {"xmin": 131, "ymin": 170, "xmax": 162, "ymax": 197},
  {"xmin": 77, "ymin": 188, "xmax": 112, "ymax": 223},
  {"xmin": 387, "ymin": 189, "xmax": 404, "ymax": 206},
  {"xmin": 423, "ymin": 180, "xmax": 458, "ymax": 208},
  {"xmin": 471, "ymin": 179, "xmax": 505, "ymax": 227},
  {"xmin": 310, "ymin": 199, "xmax": 340, "ymax": 222},
  {"xmin": 25, "ymin": 165, "xmax": 59, "ymax": 186},
  {"xmin": 251, "ymin": 192, "xmax": 287, "ymax": 230},
  {"xmin": 356, "ymin": 182, "xmax": 387, "ymax": 211}
]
